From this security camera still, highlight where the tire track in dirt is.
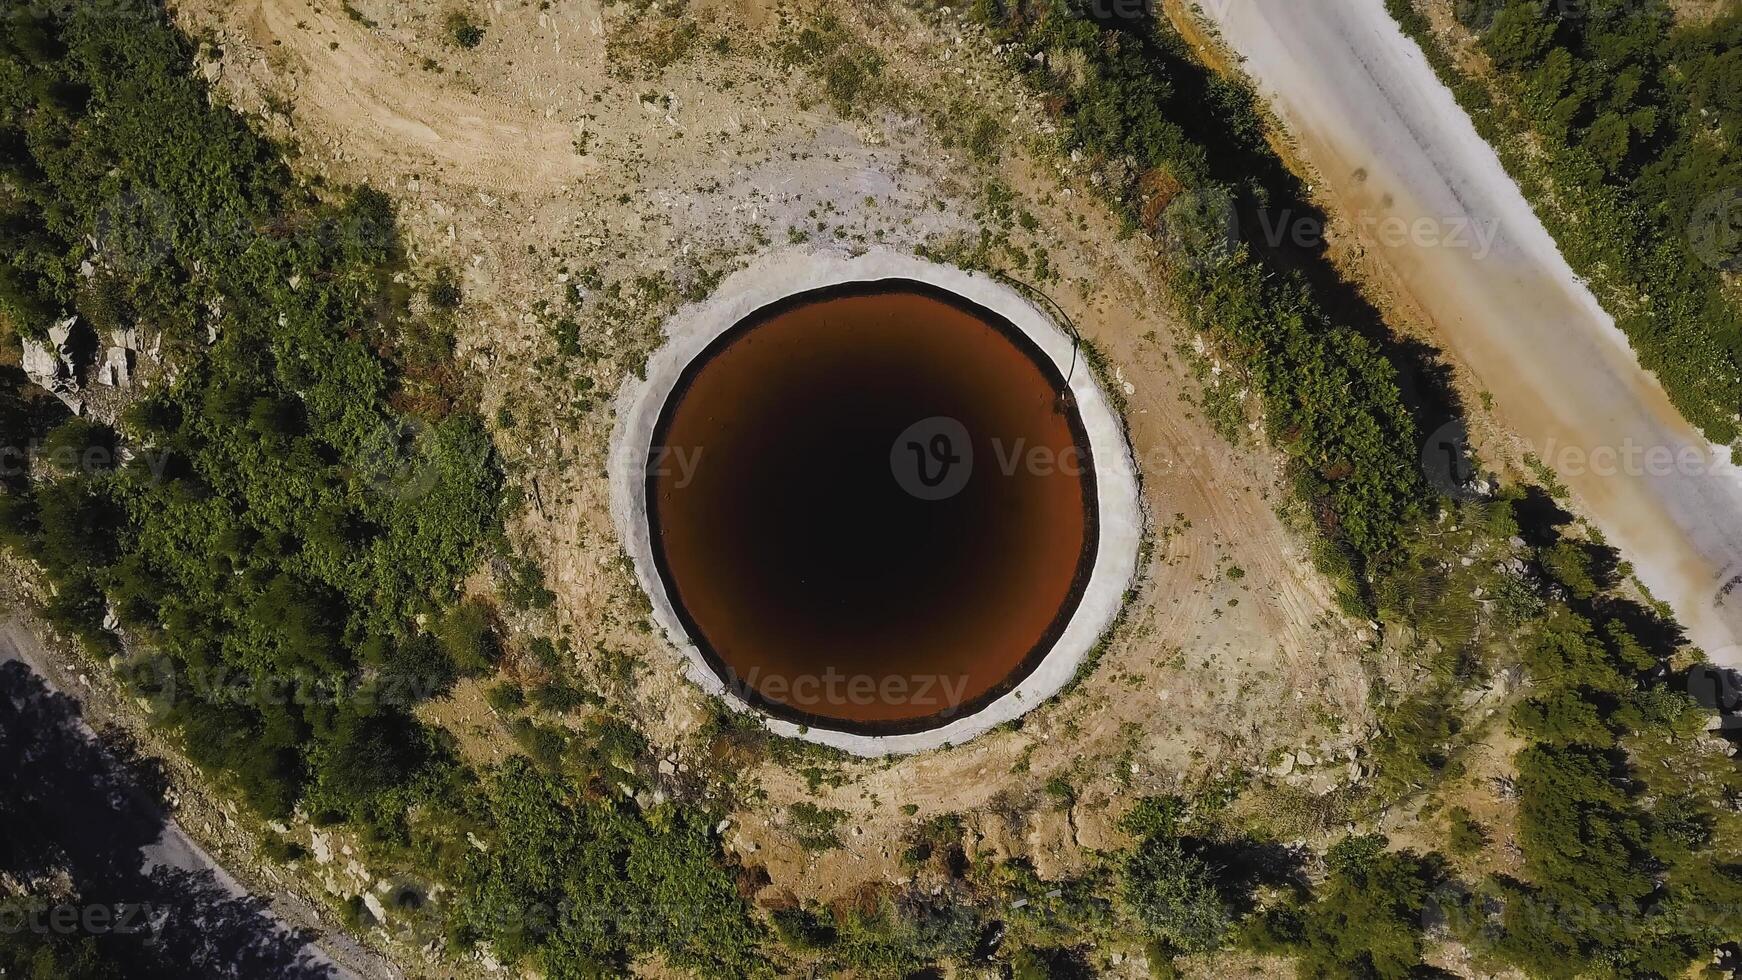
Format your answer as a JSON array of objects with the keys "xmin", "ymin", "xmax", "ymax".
[{"xmin": 241, "ymin": 0, "xmax": 597, "ymax": 192}]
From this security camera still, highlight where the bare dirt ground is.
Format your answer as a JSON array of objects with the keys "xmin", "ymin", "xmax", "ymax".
[
  {"xmin": 28, "ymin": 0, "xmax": 1416, "ymax": 971},
  {"xmin": 1190, "ymin": 0, "xmax": 1742, "ymax": 669}
]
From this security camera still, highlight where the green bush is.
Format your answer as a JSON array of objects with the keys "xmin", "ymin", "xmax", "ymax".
[
  {"xmin": 453, "ymin": 759, "xmax": 764, "ymax": 976},
  {"xmin": 1444, "ymin": 806, "xmax": 1487, "ymax": 856},
  {"xmin": 484, "ymin": 680, "xmax": 524, "ymax": 713},
  {"xmin": 1246, "ymin": 835, "xmax": 1441, "ymax": 979},
  {"xmin": 436, "ymin": 599, "xmax": 501, "ymax": 676},
  {"xmin": 1119, "ymin": 836, "xmax": 1229, "ymax": 956},
  {"xmin": 445, "ymin": 12, "xmax": 485, "ymax": 49}
]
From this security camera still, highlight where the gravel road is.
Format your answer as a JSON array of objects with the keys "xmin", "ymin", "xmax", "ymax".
[{"xmin": 1197, "ymin": 0, "xmax": 1742, "ymax": 663}]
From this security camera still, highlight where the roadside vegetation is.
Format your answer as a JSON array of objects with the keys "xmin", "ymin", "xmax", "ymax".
[
  {"xmin": 970, "ymin": 1, "xmax": 1741, "ymax": 975},
  {"xmin": 977, "ymin": 0, "xmax": 1428, "ymax": 613},
  {"xmin": 0, "ymin": 0, "xmax": 1738, "ymax": 977},
  {"xmin": 1389, "ymin": 0, "xmax": 1742, "ymax": 448}
]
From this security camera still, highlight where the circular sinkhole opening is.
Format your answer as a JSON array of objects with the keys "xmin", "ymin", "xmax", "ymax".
[
  {"xmin": 650, "ymin": 280, "xmax": 1095, "ymax": 734},
  {"xmin": 612, "ymin": 250, "xmax": 1140, "ymax": 755}
]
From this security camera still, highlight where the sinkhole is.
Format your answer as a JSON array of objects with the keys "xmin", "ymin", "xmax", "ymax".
[{"xmin": 613, "ymin": 251, "xmax": 1140, "ymax": 754}]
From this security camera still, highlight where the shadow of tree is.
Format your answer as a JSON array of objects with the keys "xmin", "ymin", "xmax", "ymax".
[
  {"xmin": 0, "ymin": 660, "xmax": 341, "ymax": 979},
  {"xmin": 1190, "ymin": 836, "xmax": 1310, "ymax": 915}
]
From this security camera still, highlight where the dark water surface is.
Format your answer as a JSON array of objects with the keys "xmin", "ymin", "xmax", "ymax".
[{"xmin": 649, "ymin": 281, "xmax": 1097, "ymax": 733}]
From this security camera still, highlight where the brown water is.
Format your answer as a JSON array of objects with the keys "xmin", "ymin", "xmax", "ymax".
[{"xmin": 648, "ymin": 281, "xmax": 1097, "ymax": 734}]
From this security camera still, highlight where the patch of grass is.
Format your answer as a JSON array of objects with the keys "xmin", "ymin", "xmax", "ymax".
[
  {"xmin": 1444, "ymin": 806, "xmax": 1487, "ymax": 856},
  {"xmin": 787, "ymin": 801, "xmax": 846, "ymax": 851}
]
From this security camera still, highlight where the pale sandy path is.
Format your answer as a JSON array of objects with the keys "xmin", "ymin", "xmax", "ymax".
[{"xmin": 1197, "ymin": 0, "xmax": 1742, "ymax": 664}]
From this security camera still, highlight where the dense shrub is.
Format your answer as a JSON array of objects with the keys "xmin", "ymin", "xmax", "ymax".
[
  {"xmin": 1245, "ymin": 835, "xmax": 1441, "ymax": 979},
  {"xmin": 452, "ymin": 759, "xmax": 765, "ymax": 976},
  {"xmin": 0, "ymin": 2, "xmax": 501, "ymax": 824}
]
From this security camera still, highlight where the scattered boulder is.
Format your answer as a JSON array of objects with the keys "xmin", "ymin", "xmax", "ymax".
[
  {"xmin": 21, "ymin": 317, "xmax": 93, "ymax": 413},
  {"xmin": 21, "ymin": 335, "xmax": 63, "ymax": 388},
  {"xmin": 24, "ymin": 317, "xmax": 82, "ymax": 391},
  {"xmin": 362, "ymin": 890, "xmax": 388, "ymax": 923},
  {"xmin": 97, "ymin": 345, "xmax": 131, "ymax": 388}
]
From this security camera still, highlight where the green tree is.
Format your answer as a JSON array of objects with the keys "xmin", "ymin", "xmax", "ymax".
[
  {"xmin": 1119, "ymin": 835, "xmax": 1230, "ymax": 956},
  {"xmin": 1251, "ymin": 835, "xmax": 1441, "ymax": 980},
  {"xmin": 1487, "ymin": 3, "xmax": 1559, "ymax": 69}
]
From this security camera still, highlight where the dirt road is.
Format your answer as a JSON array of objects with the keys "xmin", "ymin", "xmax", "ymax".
[{"xmin": 1196, "ymin": 0, "xmax": 1742, "ymax": 664}]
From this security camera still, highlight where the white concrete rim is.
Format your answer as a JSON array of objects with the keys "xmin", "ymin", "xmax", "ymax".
[{"xmin": 608, "ymin": 247, "xmax": 1143, "ymax": 756}]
